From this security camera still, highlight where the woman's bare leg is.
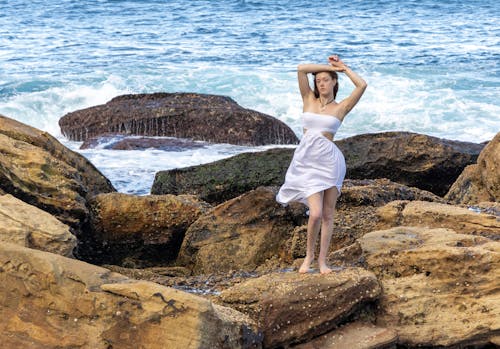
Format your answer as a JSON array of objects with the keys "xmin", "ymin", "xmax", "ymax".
[
  {"xmin": 299, "ymin": 192, "xmax": 324, "ymax": 273},
  {"xmin": 318, "ymin": 187, "xmax": 339, "ymax": 274}
]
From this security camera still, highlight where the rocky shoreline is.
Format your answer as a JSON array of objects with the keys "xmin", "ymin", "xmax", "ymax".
[{"xmin": 1, "ymin": 93, "xmax": 499, "ymax": 348}]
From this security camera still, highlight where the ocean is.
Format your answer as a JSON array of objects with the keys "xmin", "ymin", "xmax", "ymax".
[{"xmin": 1, "ymin": 0, "xmax": 499, "ymax": 195}]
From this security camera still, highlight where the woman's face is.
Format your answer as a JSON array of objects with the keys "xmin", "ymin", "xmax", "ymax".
[{"xmin": 315, "ymin": 72, "xmax": 336, "ymax": 95}]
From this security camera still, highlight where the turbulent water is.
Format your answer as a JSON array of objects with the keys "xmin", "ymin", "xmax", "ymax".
[{"xmin": 1, "ymin": 0, "xmax": 499, "ymax": 194}]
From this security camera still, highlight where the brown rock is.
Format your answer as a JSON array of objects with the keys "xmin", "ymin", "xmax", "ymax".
[
  {"xmin": 0, "ymin": 242, "xmax": 262, "ymax": 349},
  {"xmin": 80, "ymin": 134, "xmax": 208, "ymax": 150},
  {"xmin": 337, "ymin": 131, "xmax": 484, "ymax": 196},
  {"xmin": 446, "ymin": 132, "xmax": 500, "ymax": 204},
  {"xmin": 59, "ymin": 92, "xmax": 299, "ymax": 146},
  {"xmin": 0, "ymin": 114, "xmax": 115, "ymax": 231},
  {"xmin": 358, "ymin": 226, "xmax": 499, "ymax": 347},
  {"xmin": 177, "ymin": 186, "xmax": 308, "ymax": 274},
  {"xmin": 288, "ymin": 179, "xmax": 445, "ymax": 260},
  {"xmin": 376, "ymin": 200, "xmax": 500, "ymax": 240},
  {"xmin": 293, "ymin": 322, "xmax": 398, "ymax": 349},
  {"xmin": 87, "ymin": 192, "xmax": 211, "ymax": 266},
  {"xmin": 0, "ymin": 194, "xmax": 76, "ymax": 257},
  {"xmin": 219, "ymin": 268, "xmax": 381, "ymax": 348}
]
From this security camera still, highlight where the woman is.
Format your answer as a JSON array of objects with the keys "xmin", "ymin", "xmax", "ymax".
[{"xmin": 276, "ymin": 55, "xmax": 367, "ymax": 274}]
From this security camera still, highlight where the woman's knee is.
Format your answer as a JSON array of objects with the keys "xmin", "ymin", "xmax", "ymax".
[{"xmin": 308, "ymin": 210, "xmax": 323, "ymax": 224}]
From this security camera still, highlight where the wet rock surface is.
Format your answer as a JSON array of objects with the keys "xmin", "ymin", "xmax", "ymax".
[
  {"xmin": 59, "ymin": 92, "xmax": 299, "ymax": 146},
  {"xmin": 80, "ymin": 134, "xmax": 208, "ymax": 151},
  {"xmin": 151, "ymin": 147, "xmax": 294, "ymax": 204}
]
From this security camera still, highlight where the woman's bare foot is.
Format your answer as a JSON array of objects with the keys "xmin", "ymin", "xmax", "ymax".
[
  {"xmin": 319, "ymin": 263, "xmax": 332, "ymax": 274},
  {"xmin": 298, "ymin": 256, "xmax": 313, "ymax": 273}
]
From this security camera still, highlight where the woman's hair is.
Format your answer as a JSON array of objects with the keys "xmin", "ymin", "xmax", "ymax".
[{"xmin": 313, "ymin": 71, "xmax": 339, "ymax": 99}]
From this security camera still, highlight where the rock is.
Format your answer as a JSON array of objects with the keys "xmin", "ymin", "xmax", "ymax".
[
  {"xmin": 151, "ymin": 147, "xmax": 294, "ymax": 204},
  {"xmin": 152, "ymin": 131, "xmax": 479, "ymax": 202},
  {"xmin": 86, "ymin": 193, "xmax": 211, "ymax": 266},
  {"xmin": 293, "ymin": 322, "xmax": 398, "ymax": 349},
  {"xmin": 446, "ymin": 132, "xmax": 500, "ymax": 204},
  {"xmin": 376, "ymin": 200, "xmax": 500, "ymax": 240},
  {"xmin": 0, "ymin": 242, "xmax": 262, "ymax": 349},
  {"xmin": 176, "ymin": 186, "xmax": 308, "ymax": 274},
  {"xmin": 219, "ymin": 268, "xmax": 381, "ymax": 348},
  {"xmin": 336, "ymin": 131, "xmax": 484, "ymax": 197},
  {"xmin": 80, "ymin": 134, "xmax": 208, "ymax": 151},
  {"xmin": 358, "ymin": 226, "xmax": 499, "ymax": 347},
  {"xmin": 59, "ymin": 92, "xmax": 299, "ymax": 146},
  {"xmin": 288, "ymin": 179, "xmax": 445, "ymax": 260},
  {"xmin": 0, "ymin": 114, "xmax": 115, "ymax": 231},
  {"xmin": 0, "ymin": 194, "xmax": 76, "ymax": 257}
]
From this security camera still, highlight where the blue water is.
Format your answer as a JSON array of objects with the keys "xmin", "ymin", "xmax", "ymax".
[{"xmin": 1, "ymin": 0, "xmax": 499, "ymax": 194}]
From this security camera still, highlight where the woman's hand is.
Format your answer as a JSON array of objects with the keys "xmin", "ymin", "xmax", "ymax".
[{"xmin": 328, "ymin": 55, "xmax": 348, "ymax": 72}]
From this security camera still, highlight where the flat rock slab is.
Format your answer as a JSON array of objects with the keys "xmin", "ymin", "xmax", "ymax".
[
  {"xmin": 59, "ymin": 92, "xmax": 299, "ymax": 146},
  {"xmin": 219, "ymin": 268, "xmax": 381, "ymax": 348},
  {"xmin": 0, "ymin": 242, "xmax": 262, "ymax": 349},
  {"xmin": 293, "ymin": 322, "xmax": 398, "ymax": 349},
  {"xmin": 377, "ymin": 200, "xmax": 500, "ymax": 240}
]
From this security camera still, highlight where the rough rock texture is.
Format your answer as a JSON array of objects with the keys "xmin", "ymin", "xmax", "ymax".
[
  {"xmin": 152, "ymin": 132, "xmax": 481, "ymax": 202},
  {"xmin": 0, "ymin": 242, "xmax": 262, "ymax": 349},
  {"xmin": 293, "ymin": 322, "xmax": 398, "ymax": 349},
  {"xmin": 336, "ymin": 131, "xmax": 484, "ymax": 196},
  {"xmin": 0, "ymin": 114, "xmax": 115, "ymax": 231},
  {"xmin": 377, "ymin": 200, "xmax": 500, "ymax": 240},
  {"xmin": 177, "ymin": 186, "xmax": 308, "ymax": 274},
  {"xmin": 358, "ymin": 227, "xmax": 500, "ymax": 347},
  {"xmin": 286, "ymin": 179, "xmax": 445, "ymax": 262},
  {"xmin": 59, "ymin": 92, "xmax": 299, "ymax": 146},
  {"xmin": 219, "ymin": 269, "xmax": 381, "ymax": 348},
  {"xmin": 151, "ymin": 147, "xmax": 294, "ymax": 204},
  {"xmin": 0, "ymin": 194, "xmax": 76, "ymax": 257},
  {"xmin": 86, "ymin": 192, "xmax": 211, "ymax": 266},
  {"xmin": 446, "ymin": 132, "xmax": 500, "ymax": 204}
]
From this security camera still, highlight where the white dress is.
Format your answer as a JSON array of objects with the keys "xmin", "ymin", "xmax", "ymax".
[{"xmin": 276, "ymin": 112, "xmax": 346, "ymax": 207}]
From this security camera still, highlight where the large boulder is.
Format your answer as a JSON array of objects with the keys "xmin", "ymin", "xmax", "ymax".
[
  {"xmin": 377, "ymin": 200, "xmax": 500, "ymax": 240},
  {"xmin": 0, "ymin": 114, "xmax": 115, "ymax": 231},
  {"xmin": 0, "ymin": 194, "xmax": 76, "ymax": 257},
  {"xmin": 337, "ymin": 131, "xmax": 484, "ymax": 196},
  {"xmin": 59, "ymin": 92, "xmax": 299, "ymax": 146},
  {"xmin": 357, "ymin": 226, "xmax": 499, "ymax": 347},
  {"xmin": 151, "ymin": 147, "xmax": 294, "ymax": 204},
  {"xmin": 446, "ymin": 132, "xmax": 500, "ymax": 204},
  {"xmin": 151, "ymin": 132, "xmax": 482, "ymax": 203},
  {"xmin": 85, "ymin": 193, "xmax": 210, "ymax": 266},
  {"xmin": 176, "ymin": 186, "xmax": 308, "ymax": 274},
  {"xmin": 0, "ymin": 242, "xmax": 262, "ymax": 349},
  {"xmin": 219, "ymin": 268, "xmax": 381, "ymax": 348}
]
